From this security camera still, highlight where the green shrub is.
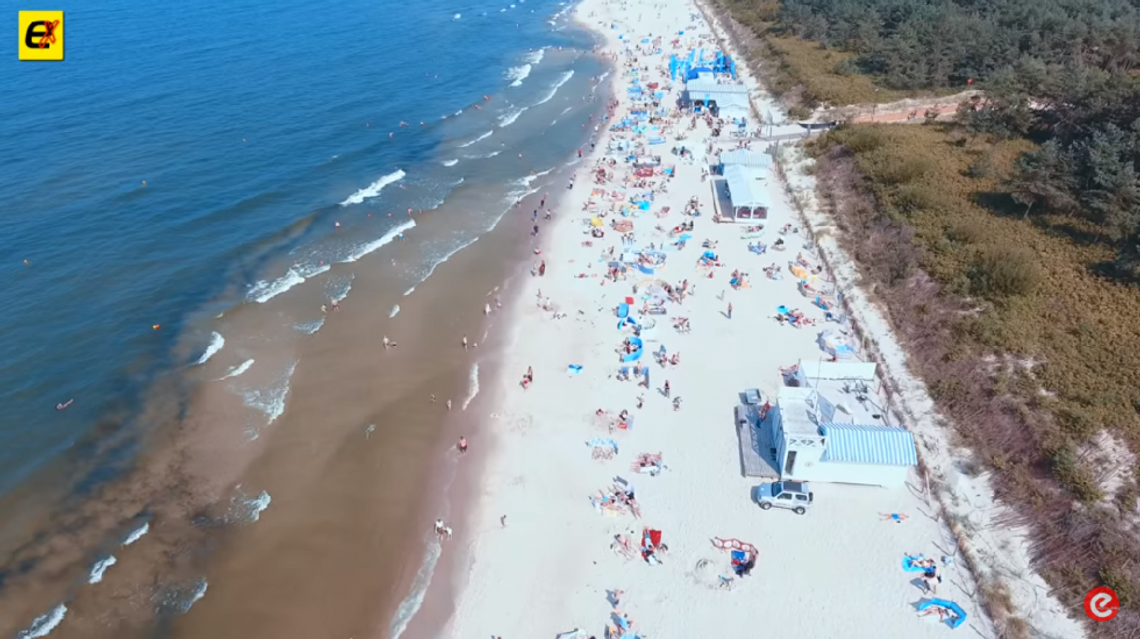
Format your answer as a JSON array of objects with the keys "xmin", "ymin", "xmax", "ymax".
[
  {"xmin": 873, "ymin": 156, "xmax": 934, "ymax": 185},
  {"xmin": 894, "ymin": 184, "xmax": 939, "ymax": 212},
  {"xmin": 1050, "ymin": 446, "xmax": 1103, "ymax": 503},
  {"xmin": 1056, "ymin": 407, "xmax": 1097, "ymax": 441},
  {"xmin": 969, "ymin": 245, "xmax": 1041, "ymax": 298}
]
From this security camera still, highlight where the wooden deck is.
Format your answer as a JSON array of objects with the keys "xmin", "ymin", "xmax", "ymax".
[{"xmin": 735, "ymin": 404, "xmax": 780, "ymax": 479}]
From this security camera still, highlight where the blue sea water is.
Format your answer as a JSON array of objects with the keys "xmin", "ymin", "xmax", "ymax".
[{"xmin": 0, "ymin": 0, "xmax": 585, "ymax": 502}]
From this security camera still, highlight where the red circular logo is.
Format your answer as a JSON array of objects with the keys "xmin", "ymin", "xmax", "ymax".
[{"xmin": 1083, "ymin": 587, "xmax": 1119, "ymax": 622}]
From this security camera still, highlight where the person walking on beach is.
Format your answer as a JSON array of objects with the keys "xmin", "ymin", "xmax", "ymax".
[
  {"xmin": 539, "ymin": 260, "xmax": 546, "ymax": 276},
  {"xmin": 447, "ymin": 399, "xmax": 453, "ymax": 411},
  {"xmin": 462, "ymin": 335, "xmax": 469, "ymax": 350},
  {"xmin": 383, "ymin": 335, "xmax": 391, "ymax": 349},
  {"xmin": 664, "ymin": 380, "xmax": 671, "ymax": 398},
  {"xmin": 500, "ymin": 514, "xmax": 507, "ymax": 528},
  {"xmin": 457, "ymin": 436, "xmax": 468, "ymax": 454},
  {"xmin": 727, "ymin": 302, "xmax": 733, "ymax": 319}
]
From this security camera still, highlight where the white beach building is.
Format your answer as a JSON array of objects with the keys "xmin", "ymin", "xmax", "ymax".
[
  {"xmin": 684, "ymin": 78, "xmax": 750, "ymax": 118},
  {"xmin": 719, "ymin": 148, "xmax": 773, "ymax": 171},
  {"xmin": 768, "ymin": 361, "xmax": 918, "ymax": 487},
  {"xmin": 720, "ymin": 164, "xmax": 770, "ymax": 221}
]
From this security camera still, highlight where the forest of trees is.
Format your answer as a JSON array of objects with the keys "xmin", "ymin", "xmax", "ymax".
[{"xmin": 774, "ymin": 0, "xmax": 1140, "ymax": 278}]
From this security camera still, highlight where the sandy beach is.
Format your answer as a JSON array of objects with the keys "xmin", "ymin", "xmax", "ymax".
[{"xmin": 421, "ymin": 1, "xmax": 1013, "ymax": 638}]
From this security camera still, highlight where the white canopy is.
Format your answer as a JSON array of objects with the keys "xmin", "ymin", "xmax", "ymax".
[
  {"xmin": 721, "ymin": 148, "xmax": 773, "ymax": 170},
  {"xmin": 724, "ymin": 165, "xmax": 770, "ymax": 211}
]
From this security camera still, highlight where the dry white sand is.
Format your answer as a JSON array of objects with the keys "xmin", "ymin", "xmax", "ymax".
[{"xmin": 438, "ymin": 1, "xmax": 1081, "ymax": 638}]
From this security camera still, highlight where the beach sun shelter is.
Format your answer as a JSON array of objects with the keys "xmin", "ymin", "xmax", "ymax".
[
  {"xmin": 722, "ymin": 164, "xmax": 770, "ymax": 221},
  {"xmin": 770, "ymin": 386, "xmax": 917, "ymax": 487}
]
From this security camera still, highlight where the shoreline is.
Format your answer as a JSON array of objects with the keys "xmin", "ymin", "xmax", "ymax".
[
  {"xmin": 419, "ymin": 0, "xmax": 1040, "ymax": 637},
  {"xmin": 400, "ymin": 20, "xmax": 619, "ymax": 637}
]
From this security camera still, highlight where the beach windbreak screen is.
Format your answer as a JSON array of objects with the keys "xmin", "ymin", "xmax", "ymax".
[{"xmin": 0, "ymin": 0, "xmax": 603, "ymax": 636}]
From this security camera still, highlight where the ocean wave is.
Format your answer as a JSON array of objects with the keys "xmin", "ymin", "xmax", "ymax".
[
  {"xmin": 241, "ymin": 361, "xmax": 297, "ymax": 425},
  {"xmin": 16, "ymin": 604, "xmax": 66, "ymax": 639},
  {"xmin": 534, "ymin": 70, "xmax": 574, "ymax": 106},
  {"xmin": 452, "ymin": 177, "xmax": 465, "ymax": 186},
  {"xmin": 88, "ymin": 556, "xmax": 117, "ymax": 584},
  {"xmin": 524, "ymin": 48, "xmax": 545, "ymax": 65},
  {"xmin": 324, "ymin": 274, "xmax": 354, "ymax": 304},
  {"xmin": 340, "ymin": 219, "xmax": 416, "ymax": 263},
  {"xmin": 498, "ymin": 106, "xmax": 527, "ymax": 127},
  {"xmin": 295, "ymin": 319, "xmax": 324, "ymax": 335},
  {"xmin": 123, "ymin": 522, "xmax": 149, "ymax": 546},
  {"xmin": 442, "ymin": 158, "xmax": 459, "ymax": 167},
  {"xmin": 405, "ymin": 236, "xmax": 481, "ymax": 296},
  {"xmin": 463, "ymin": 150, "xmax": 501, "ymax": 159},
  {"xmin": 339, "ymin": 169, "xmax": 406, "ymax": 207},
  {"xmin": 518, "ymin": 167, "xmax": 554, "ymax": 187},
  {"xmin": 507, "ymin": 64, "xmax": 531, "ymax": 87},
  {"xmin": 157, "ymin": 579, "xmax": 208, "ymax": 615},
  {"xmin": 389, "ymin": 304, "xmax": 400, "ymax": 318},
  {"xmin": 194, "ymin": 332, "xmax": 225, "ymax": 365},
  {"xmin": 457, "ymin": 130, "xmax": 493, "ymax": 147},
  {"xmin": 229, "ymin": 489, "xmax": 272, "ymax": 523},
  {"xmin": 247, "ymin": 262, "xmax": 331, "ymax": 303},
  {"xmin": 218, "ymin": 359, "xmax": 254, "ymax": 381},
  {"xmin": 462, "ymin": 363, "xmax": 480, "ymax": 410},
  {"xmin": 388, "ymin": 534, "xmax": 442, "ymax": 639}
]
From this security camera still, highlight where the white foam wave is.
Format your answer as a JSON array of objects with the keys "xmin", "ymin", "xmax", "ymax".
[
  {"xmin": 518, "ymin": 167, "xmax": 554, "ymax": 188},
  {"xmin": 325, "ymin": 274, "xmax": 354, "ymax": 304},
  {"xmin": 16, "ymin": 604, "xmax": 66, "ymax": 639},
  {"xmin": 406, "ymin": 236, "xmax": 481, "ymax": 296},
  {"xmin": 247, "ymin": 262, "xmax": 330, "ymax": 303},
  {"xmin": 230, "ymin": 489, "xmax": 272, "ymax": 523},
  {"xmin": 453, "ymin": 177, "xmax": 465, "ymax": 185},
  {"xmin": 89, "ymin": 556, "xmax": 117, "ymax": 584},
  {"xmin": 295, "ymin": 319, "xmax": 324, "ymax": 334},
  {"xmin": 464, "ymin": 150, "xmax": 501, "ymax": 160},
  {"xmin": 241, "ymin": 361, "xmax": 297, "ymax": 425},
  {"xmin": 388, "ymin": 535, "xmax": 442, "ymax": 639},
  {"xmin": 123, "ymin": 522, "xmax": 149, "ymax": 546},
  {"xmin": 534, "ymin": 70, "xmax": 574, "ymax": 106},
  {"xmin": 560, "ymin": 106, "xmax": 573, "ymax": 115},
  {"xmin": 185, "ymin": 580, "xmax": 208, "ymax": 612},
  {"xmin": 341, "ymin": 220, "xmax": 416, "ymax": 263},
  {"xmin": 194, "ymin": 332, "xmax": 225, "ymax": 365},
  {"xmin": 507, "ymin": 64, "xmax": 531, "ymax": 87},
  {"xmin": 498, "ymin": 106, "xmax": 527, "ymax": 127},
  {"xmin": 462, "ymin": 363, "xmax": 480, "ymax": 410},
  {"xmin": 442, "ymin": 158, "xmax": 459, "ymax": 167},
  {"xmin": 524, "ymin": 48, "xmax": 545, "ymax": 65},
  {"xmin": 457, "ymin": 130, "xmax": 493, "ymax": 147},
  {"xmin": 389, "ymin": 304, "xmax": 400, "ymax": 318},
  {"xmin": 339, "ymin": 169, "xmax": 406, "ymax": 207},
  {"xmin": 219, "ymin": 359, "xmax": 255, "ymax": 381}
]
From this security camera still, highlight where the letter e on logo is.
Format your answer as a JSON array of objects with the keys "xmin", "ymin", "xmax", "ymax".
[{"xmin": 19, "ymin": 11, "xmax": 65, "ymax": 61}]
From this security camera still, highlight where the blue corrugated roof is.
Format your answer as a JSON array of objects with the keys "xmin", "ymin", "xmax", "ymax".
[{"xmin": 820, "ymin": 424, "xmax": 918, "ymax": 466}]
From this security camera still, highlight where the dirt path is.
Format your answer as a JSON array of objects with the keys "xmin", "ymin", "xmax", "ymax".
[{"xmin": 813, "ymin": 89, "xmax": 980, "ymax": 124}]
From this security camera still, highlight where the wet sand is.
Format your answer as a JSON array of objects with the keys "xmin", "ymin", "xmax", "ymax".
[{"xmin": 0, "ymin": 29, "xmax": 610, "ymax": 639}]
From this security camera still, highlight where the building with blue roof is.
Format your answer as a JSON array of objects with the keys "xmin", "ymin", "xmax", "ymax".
[{"xmin": 767, "ymin": 361, "xmax": 918, "ymax": 487}]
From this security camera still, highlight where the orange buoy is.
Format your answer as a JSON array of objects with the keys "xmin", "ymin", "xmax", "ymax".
[{"xmin": 152, "ymin": 324, "xmax": 161, "ymax": 330}]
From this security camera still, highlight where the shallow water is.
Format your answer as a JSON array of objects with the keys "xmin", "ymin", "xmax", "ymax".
[{"xmin": 0, "ymin": 0, "xmax": 607, "ymax": 636}]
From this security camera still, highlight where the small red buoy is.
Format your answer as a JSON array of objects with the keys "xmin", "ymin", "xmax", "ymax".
[{"xmin": 152, "ymin": 324, "xmax": 161, "ymax": 330}]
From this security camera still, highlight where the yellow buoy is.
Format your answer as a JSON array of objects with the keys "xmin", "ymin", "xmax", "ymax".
[{"xmin": 152, "ymin": 324, "xmax": 161, "ymax": 330}]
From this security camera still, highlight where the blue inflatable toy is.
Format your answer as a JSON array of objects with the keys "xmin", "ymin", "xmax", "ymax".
[{"xmin": 917, "ymin": 598, "xmax": 967, "ymax": 629}]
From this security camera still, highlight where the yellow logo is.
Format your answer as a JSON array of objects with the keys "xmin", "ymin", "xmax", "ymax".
[{"xmin": 19, "ymin": 11, "xmax": 64, "ymax": 61}]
